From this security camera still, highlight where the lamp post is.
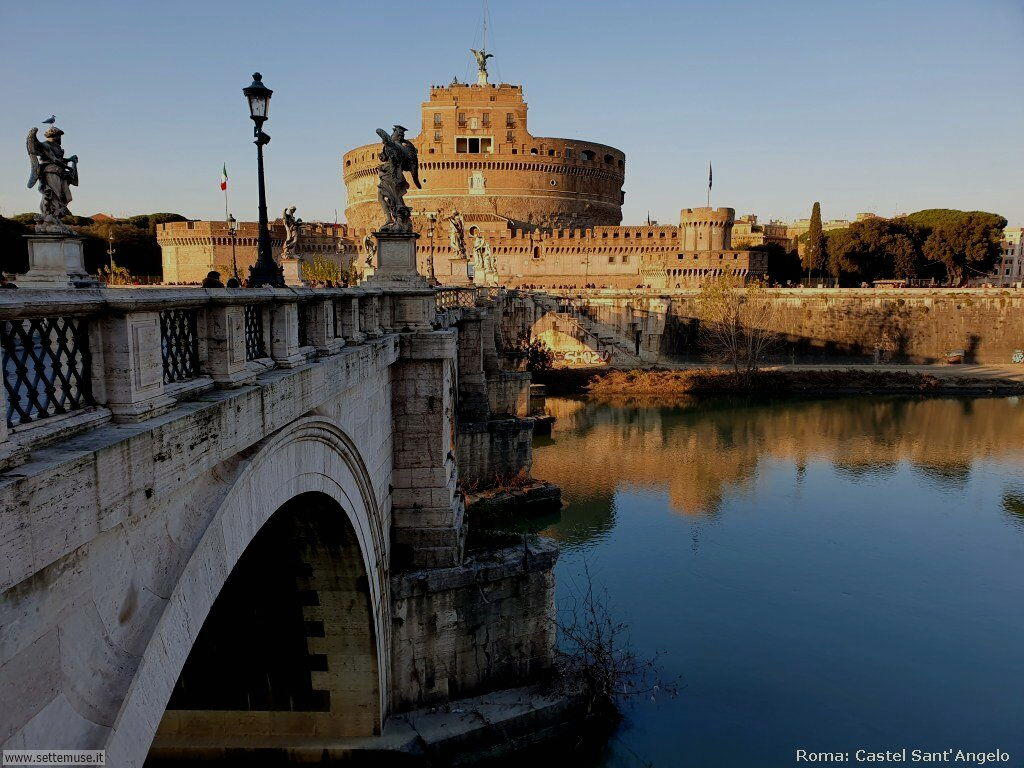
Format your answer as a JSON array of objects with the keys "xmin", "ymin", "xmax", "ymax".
[
  {"xmin": 106, "ymin": 233, "xmax": 116, "ymax": 271},
  {"xmin": 228, "ymin": 213, "xmax": 239, "ymax": 283},
  {"xmin": 243, "ymin": 72, "xmax": 283, "ymax": 287},
  {"xmin": 427, "ymin": 212, "xmax": 437, "ymax": 284}
]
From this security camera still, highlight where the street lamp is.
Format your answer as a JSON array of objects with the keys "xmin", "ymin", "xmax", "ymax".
[
  {"xmin": 106, "ymin": 233, "xmax": 116, "ymax": 270},
  {"xmin": 242, "ymin": 72, "xmax": 283, "ymax": 287},
  {"xmin": 228, "ymin": 213, "xmax": 239, "ymax": 283}
]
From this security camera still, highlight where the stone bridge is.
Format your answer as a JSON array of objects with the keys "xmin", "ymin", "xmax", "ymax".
[{"xmin": 0, "ymin": 282, "xmax": 556, "ymax": 764}]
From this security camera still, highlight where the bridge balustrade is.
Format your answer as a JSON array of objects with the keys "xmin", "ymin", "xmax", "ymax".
[{"xmin": 0, "ymin": 285, "xmax": 453, "ymax": 471}]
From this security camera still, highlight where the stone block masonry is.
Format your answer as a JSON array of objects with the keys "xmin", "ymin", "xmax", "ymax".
[
  {"xmin": 0, "ymin": 285, "xmax": 560, "ymax": 765},
  {"xmin": 390, "ymin": 539, "xmax": 557, "ymax": 709},
  {"xmin": 509, "ymin": 288, "xmax": 1024, "ymax": 366}
]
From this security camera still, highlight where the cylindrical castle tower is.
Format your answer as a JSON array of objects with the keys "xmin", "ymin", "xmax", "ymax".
[
  {"xmin": 680, "ymin": 207, "xmax": 735, "ymax": 251},
  {"xmin": 342, "ymin": 81, "xmax": 626, "ymax": 232}
]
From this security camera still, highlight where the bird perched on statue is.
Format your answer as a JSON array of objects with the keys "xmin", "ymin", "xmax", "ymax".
[{"xmin": 42, "ymin": 115, "xmax": 56, "ymax": 125}]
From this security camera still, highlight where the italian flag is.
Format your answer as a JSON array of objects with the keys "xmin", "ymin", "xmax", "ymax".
[{"xmin": 220, "ymin": 164, "xmax": 228, "ymax": 191}]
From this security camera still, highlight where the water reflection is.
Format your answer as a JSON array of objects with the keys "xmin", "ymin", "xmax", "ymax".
[
  {"xmin": 530, "ymin": 395, "xmax": 1024, "ymax": 767},
  {"xmin": 534, "ymin": 395, "xmax": 1024, "ymax": 522}
]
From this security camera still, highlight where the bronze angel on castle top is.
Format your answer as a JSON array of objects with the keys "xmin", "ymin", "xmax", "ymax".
[
  {"xmin": 375, "ymin": 125, "xmax": 420, "ymax": 232},
  {"xmin": 26, "ymin": 123, "xmax": 78, "ymax": 227}
]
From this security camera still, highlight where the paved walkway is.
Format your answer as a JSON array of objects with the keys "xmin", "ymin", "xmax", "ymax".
[{"xmin": 656, "ymin": 361, "xmax": 1024, "ymax": 383}]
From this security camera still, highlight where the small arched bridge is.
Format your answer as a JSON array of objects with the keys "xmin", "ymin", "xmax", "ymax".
[{"xmin": 0, "ymin": 284, "xmax": 556, "ymax": 764}]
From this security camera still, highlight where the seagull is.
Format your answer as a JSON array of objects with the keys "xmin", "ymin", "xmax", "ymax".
[{"xmin": 42, "ymin": 115, "xmax": 56, "ymax": 124}]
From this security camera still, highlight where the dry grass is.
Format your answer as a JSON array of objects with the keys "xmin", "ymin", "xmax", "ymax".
[{"xmin": 461, "ymin": 468, "xmax": 535, "ymax": 496}]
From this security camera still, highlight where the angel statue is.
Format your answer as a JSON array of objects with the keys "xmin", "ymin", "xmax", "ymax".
[
  {"xmin": 471, "ymin": 48, "xmax": 494, "ymax": 80},
  {"xmin": 447, "ymin": 208, "xmax": 467, "ymax": 259},
  {"xmin": 26, "ymin": 125, "xmax": 79, "ymax": 227},
  {"xmin": 362, "ymin": 232, "xmax": 377, "ymax": 271},
  {"xmin": 282, "ymin": 206, "xmax": 303, "ymax": 256},
  {"xmin": 375, "ymin": 125, "xmax": 420, "ymax": 232},
  {"xmin": 472, "ymin": 232, "xmax": 488, "ymax": 270}
]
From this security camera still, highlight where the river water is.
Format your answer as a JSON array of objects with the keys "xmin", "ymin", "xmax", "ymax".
[{"xmin": 529, "ymin": 395, "xmax": 1024, "ymax": 768}]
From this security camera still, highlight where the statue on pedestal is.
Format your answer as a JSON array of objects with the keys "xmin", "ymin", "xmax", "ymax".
[
  {"xmin": 447, "ymin": 209, "xmax": 467, "ymax": 260},
  {"xmin": 282, "ymin": 206, "xmax": 303, "ymax": 257},
  {"xmin": 473, "ymin": 232, "xmax": 488, "ymax": 270},
  {"xmin": 471, "ymin": 48, "xmax": 494, "ymax": 85},
  {"xmin": 375, "ymin": 125, "xmax": 420, "ymax": 232},
  {"xmin": 362, "ymin": 232, "xmax": 377, "ymax": 273},
  {"xmin": 26, "ymin": 123, "xmax": 78, "ymax": 230}
]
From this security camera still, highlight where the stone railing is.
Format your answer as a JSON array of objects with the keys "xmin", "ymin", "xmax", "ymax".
[{"xmin": 0, "ymin": 285, "xmax": 446, "ymax": 470}]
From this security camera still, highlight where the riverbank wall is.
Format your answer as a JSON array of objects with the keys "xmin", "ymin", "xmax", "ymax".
[{"xmin": 511, "ymin": 289, "xmax": 1024, "ymax": 366}]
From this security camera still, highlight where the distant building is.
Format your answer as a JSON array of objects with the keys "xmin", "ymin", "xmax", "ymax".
[
  {"xmin": 990, "ymin": 226, "xmax": 1023, "ymax": 286},
  {"xmin": 731, "ymin": 214, "xmax": 791, "ymax": 249},
  {"xmin": 157, "ymin": 220, "xmax": 352, "ymax": 284}
]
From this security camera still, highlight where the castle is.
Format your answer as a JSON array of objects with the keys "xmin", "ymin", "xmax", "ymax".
[{"xmin": 159, "ymin": 61, "xmax": 767, "ymax": 288}]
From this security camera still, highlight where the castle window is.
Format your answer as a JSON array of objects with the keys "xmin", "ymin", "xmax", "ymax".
[
  {"xmin": 530, "ymin": 148, "xmax": 538, "ymax": 155},
  {"xmin": 345, "ymin": 159, "xmax": 351, "ymax": 167},
  {"xmin": 482, "ymin": 112, "xmax": 490, "ymax": 127},
  {"xmin": 506, "ymin": 130, "xmax": 514, "ymax": 143},
  {"xmin": 512, "ymin": 148, "xmax": 517, "ymax": 154},
  {"xmin": 618, "ymin": 160, "xmax": 624, "ymax": 169},
  {"xmin": 581, "ymin": 150, "xmax": 595, "ymax": 161},
  {"xmin": 456, "ymin": 136, "xmax": 493, "ymax": 153},
  {"xmin": 548, "ymin": 149, "xmax": 555, "ymax": 156},
  {"xmin": 608, "ymin": 256, "xmax": 615, "ymax": 263},
  {"xmin": 622, "ymin": 255, "xmax": 629, "ymax": 263},
  {"xmin": 506, "ymin": 113, "xmax": 515, "ymax": 127},
  {"xmin": 433, "ymin": 112, "xmax": 442, "ymax": 127},
  {"xmin": 434, "ymin": 130, "xmax": 442, "ymax": 142},
  {"xmin": 533, "ymin": 247, "xmax": 541, "ymax": 259},
  {"xmin": 565, "ymin": 148, "xmax": 572, "ymax": 158},
  {"xmin": 470, "ymin": 117, "xmax": 479, "ymax": 130},
  {"xmin": 604, "ymin": 154, "xmax": 613, "ymax": 164},
  {"xmin": 457, "ymin": 112, "xmax": 466, "ymax": 127}
]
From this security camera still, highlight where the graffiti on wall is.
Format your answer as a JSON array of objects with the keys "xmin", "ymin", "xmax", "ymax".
[{"xmin": 552, "ymin": 348, "xmax": 611, "ymax": 366}]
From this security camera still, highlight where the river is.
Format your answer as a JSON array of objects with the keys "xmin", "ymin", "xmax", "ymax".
[{"xmin": 529, "ymin": 395, "xmax": 1024, "ymax": 767}]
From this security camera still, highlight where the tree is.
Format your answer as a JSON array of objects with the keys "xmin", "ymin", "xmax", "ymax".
[
  {"xmin": 803, "ymin": 202, "xmax": 825, "ymax": 278},
  {"xmin": 301, "ymin": 254, "xmax": 341, "ymax": 285},
  {"xmin": 912, "ymin": 210, "xmax": 1006, "ymax": 285},
  {"xmin": 696, "ymin": 275, "xmax": 779, "ymax": 378},
  {"xmin": 751, "ymin": 243, "xmax": 802, "ymax": 285}
]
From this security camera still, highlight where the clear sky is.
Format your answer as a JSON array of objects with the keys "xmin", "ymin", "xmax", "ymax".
[{"xmin": 1, "ymin": 0, "xmax": 1021, "ymax": 227}]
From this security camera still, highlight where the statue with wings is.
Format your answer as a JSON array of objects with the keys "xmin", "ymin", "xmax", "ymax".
[
  {"xmin": 471, "ymin": 48, "xmax": 493, "ymax": 78},
  {"xmin": 375, "ymin": 125, "xmax": 420, "ymax": 232},
  {"xmin": 26, "ymin": 125, "xmax": 78, "ymax": 226}
]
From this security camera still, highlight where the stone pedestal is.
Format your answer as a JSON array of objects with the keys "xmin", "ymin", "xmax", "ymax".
[
  {"xmin": 447, "ymin": 257, "xmax": 474, "ymax": 286},
  {"xmin": 18, "ymin": 231, "xmax": 97, "ymax": 288},
  {"xmin": 281, "ymin": 256, "xmax": 307, "ymax": 287},
  {"xmin": 371, "ymin": 230, "xmax": 423, "ymax": 285}
]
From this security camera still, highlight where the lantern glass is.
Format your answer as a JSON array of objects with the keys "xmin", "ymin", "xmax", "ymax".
[{"xmin": 243, "ymin": 72, "xmax": 272, "ymax": 121}]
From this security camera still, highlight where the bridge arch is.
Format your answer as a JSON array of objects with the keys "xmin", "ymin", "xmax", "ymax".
[{"xmin": 105, "ymin": 417, "xmax": 389, "ymax": 767}]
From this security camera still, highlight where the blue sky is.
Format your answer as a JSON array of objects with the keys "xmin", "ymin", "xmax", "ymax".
[{"xmin": 1, "ymin": 0, "xmax": 1021, "ymax": 226}]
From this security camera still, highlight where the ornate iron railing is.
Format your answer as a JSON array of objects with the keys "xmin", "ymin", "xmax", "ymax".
[
  {"xmin": 159, "ymin": 309, "xmax": 200, "ymax": 384},
  {"xmin": 2, "ymin": 316, "xmax": 94, "ymax": 427},
  {"xmin": 436, "ymin": 288, "xmax": 477, "ymax": 311},
  {"xmin": 244, "ymin": 304, "xmax": 266, "ymax": 361}
]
